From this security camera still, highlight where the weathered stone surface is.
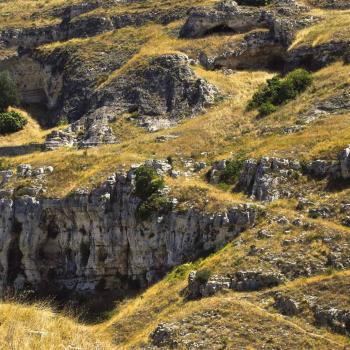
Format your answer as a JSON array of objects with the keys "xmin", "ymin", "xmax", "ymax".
[
  {"xmin": 0, "ymin": 6, "xmax": 189, "ymax": 50},
  {"xmin": 314, "ymin": 307, "xmax": 350, "ymax": 336},
  {"xmin": 92, "ymin": 54, "xmax": 219, "ymax": 132},
  {"xmin": 338, "ymin": 144, "xmax": 350, "ymax": 179},
  {"xmin": 300, "ymin": 90, "xmax": 350, "ymax": 124},
  {"xmin": 187, "ymin": 269, "xmax": 284, "ymax": 298},
  {"xmin": 287, "ymin": 41, "xmax": 350, "ymax": 71},
  {"xmin": 187, "ymin": 271, "xmax": 231, "ymax": 299},
  {"xmin": 180, "ymin": 2, "xmax": 270, "ymax": 39},
  {"xmin": 237, "ymin": 157, "xmax": 301, "ymax": 201},
  {"xmin": 150, "ymin": 323, "xmax": 179, "ymax": 348},
  {"xmin": 231, "ymin": 270, "xmax": 285, "ymax": 291},
  {"xmin": 0, "ymin": 165, "xmax": 260, "ymax": 297},
  {"xmin": 40, "ymin": 53, "xmax": 218, "ymax": 148},
  {"xmin": 273, "ymin": 293, "xmax": 300, "ymax": 316},
  {"xmin": 211, "ymin": 30, "xmax": 286, "ymax": 71},
  {"xmin": 0, "ymin": 171, "xmax": 13, "ymax": 187}
]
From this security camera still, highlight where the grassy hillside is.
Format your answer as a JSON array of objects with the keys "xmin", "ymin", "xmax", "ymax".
[{"xmin": 0, "ymin": 0, "xmax": 350, "ymax": 349}]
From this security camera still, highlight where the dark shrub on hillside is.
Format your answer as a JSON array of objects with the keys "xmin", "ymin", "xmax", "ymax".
[
  {"xmin": 237, "ymin": 0, "xmax": 271, "ymax": 5},
  {"xmin": 134, "ymin": 165, "xmax": 164, "ymax": 200},
  {"xmin": 195, "ymin": 268, "xmax": 213, "ymax": 283},
  {"xmin": 0, "ymin": 111, "xmax": 27, "ymax": 135},
  {"xmin": 247, "ymin": 69, "xmax": 312, "ymax": 116},
  {"xmin": 0, "ymin": 71, "xmax": 19, "ymax": 112},
  {"xmin": 219, "ymin": 157, "xmax": 246, "ymax": 185},
  {"xmin": 258, "ymin": 101, "xmax": 278, "ymax": 117},
  {"xmin": 134, "ymin": 165, "xmax": 170, "ymax": 220}
]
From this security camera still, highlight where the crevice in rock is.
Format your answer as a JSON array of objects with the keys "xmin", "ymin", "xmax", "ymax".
[{"xmin": 7, "ymin": 219, "xmax": 24, "ymax": 286}]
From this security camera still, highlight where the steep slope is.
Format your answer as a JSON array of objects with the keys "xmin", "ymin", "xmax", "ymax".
[{"xmin": 0, "ymin": 0, "xmax": 350, "ymax": 349}]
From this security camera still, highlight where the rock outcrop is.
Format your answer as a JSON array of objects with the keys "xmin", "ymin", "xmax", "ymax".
[
  {"xmin": 42, "ymin": 53, "xmax": 218, "ymax": 147},
  {"xmin": 0, "ymin": 164, "xmax": 259, "ymax": 297},
  {"xmin": 187, "ymin": 269, "xmax": 284, "ymax": 299},
  {"xmin": 0, "ymin": 6, "xmax": 190, "ymax": 51},
  {"xmin": 237, "ymin": 157, "xmax": 302, "ymax": 201},
  {"xmin": 314, "ymin": 307, "xmax": 350, "ymax": 336},
  {"xmin": 93, "ymin": 54, "xmax": 219, "ymax": 132}
]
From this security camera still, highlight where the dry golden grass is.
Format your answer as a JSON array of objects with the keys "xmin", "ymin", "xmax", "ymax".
[
  {"xmin": 0, "ymin": 302, "xmax": 114, "ymax": 350},
  {"xmin": 0, "ymin": 0, "xmax": 79, "ymax": 29},
  {"xmin": 291, "ymin": 9, "xmax": 350, "ymax": 48},
  {"xmin": 0, "ymin": 108, "xmax": 48, "ymax": 147},
  {"xmin": 3, "ymin": 61, "xmax": 350, "ymax": 197}
]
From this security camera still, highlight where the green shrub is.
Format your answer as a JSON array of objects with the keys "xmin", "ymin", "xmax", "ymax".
[
  {"xmin": 137, "ymin": 193, "xmax": 170, "ymax": 220},
  {"xmin": 219, "ymin": 157, "xmax": 246, "ymax": 185},
  {"xmin": 195, "ymin": 268, "xmax": 212, "ymax": 283},
  {"xmin": 134, "ymin": 165, "xmax": 164, "ymax": 200},
  {"xmin": 0, "ymin": 71, "xmax": 19, "ymax": 112},
  {"xmin": 0, "ymin": 111, "xmax": 27, "ymax": 135},
  {"xmin": 247, "ymin": 69, "xmax": 312, "ymax": 116},
  {"xmin": 237, "ymin": 0, "xmax": 271, "ymax": 5},
  {"xmin": 134, "ymin": 165, "xmax": 169, "ymax": 220},
  {"xmin": 258, "ymin": 102, "xmax": 278, "ymax": 117}
]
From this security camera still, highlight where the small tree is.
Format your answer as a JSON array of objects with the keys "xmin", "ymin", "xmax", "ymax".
[
  {"xmin": 0, "ymin": 111, "xmax": 27, "ymax": 135},
  {"xmin": 0, "ymin": 71, "xmax": 19, "ymax": 112}
]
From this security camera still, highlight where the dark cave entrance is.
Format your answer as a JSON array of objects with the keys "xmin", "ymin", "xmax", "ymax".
[
  {"xmin": 7, "ymin": 220, "xmax": 24, "ymax": 285},
  {"xmin": 203, "ymin": 24, "xmax": 237, "ymax": 36}
]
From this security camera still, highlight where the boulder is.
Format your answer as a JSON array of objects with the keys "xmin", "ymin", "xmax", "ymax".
[
  {"xmin": 338, "ymin": 145, "xmax": 350, "ymax": 179},
  {"xmin": 274, "ymin": 293, "xmax": 300, "ymax": 316},
  {"xmin": 231, "ymin": 270, "xmax": 285, "ymax": 291},
  {"xmin": 0, "ymin": 170, "xmax": 13, "ymax": 187},
  {"xmin": 150, "ymin": 323, "xmax": 179, "ymax": 348}
]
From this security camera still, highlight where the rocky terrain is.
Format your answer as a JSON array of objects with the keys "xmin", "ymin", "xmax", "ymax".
[{"xmin": 0, "ymin": 0, "xmax": 350, "ymax": 349}]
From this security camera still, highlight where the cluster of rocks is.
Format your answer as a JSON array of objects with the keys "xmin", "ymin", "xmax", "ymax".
[
  {"xmin": 0, "ymin": 165, "xmax": 54, "ymax": 188},
  {"xmin": 273, "ymin": 292, "xmax": 300, "ymax": 316},
  {"xmin": 45, "ymin": 108, "xmax": 118, "ymax": 150},
  {"xmin": 16, "ymin": 164, "xmax": 54, "ymax": 178},
  {"xmin": 237, "ymin": 157, "xmax": 302, "ymax": 201},
  {"xmin": 207, "ymin": 145, "xmax": 350, "ymax": 202},
  {"xmin": 273, "ymin": 290, "xmax": 350, "ymax": 336},
  {"xmin": 315, "ymin": 307, "xmax": 350, "ymax": 336},
  {"xmin": 187, "ymin": 269, "xmax": 285, "ymax": 299}
]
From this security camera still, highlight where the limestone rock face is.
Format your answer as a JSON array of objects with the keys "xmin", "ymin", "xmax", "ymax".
[
  {"xmin": 187, "ymin": 269, "xmax": 284, "ymax": 299},
  {"xmin": 92, "ymin": 54, "xmax": 219, "ymax": 131},
  {"xmin": 237, "ymin": 157, "xmax": 301, "ymax": 201},
  {"xmin": 338, "ymin": 145, "xmax": 350, "ymax": 179},
  {"xmin": 287, "ymin": 41, "xmax": 350, "ymax": 71},
  {"xmin": 314, "ymin": 307, "xmax": 350, "ymax": 336},
  {"xmin": 0, "ymin": 5, "xmax": 189, "ymax": 51},
  {"xmin": 180, "ymin": 3, "xmax": 271, "ymax": 39},
  {"xmin": 0, "ymin": 166, "xmax": 259, "ymax": 297}
]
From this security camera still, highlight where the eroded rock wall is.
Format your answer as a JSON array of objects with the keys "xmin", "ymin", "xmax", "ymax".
[{"xmin": 0, "ymin": 169, "xmax": 259, "ymax": 297}]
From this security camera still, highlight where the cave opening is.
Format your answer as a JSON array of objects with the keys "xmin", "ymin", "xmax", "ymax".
[
  {"xmin": 203, "ymin": 24, "xmax": 237, "ymax": 36},
  {"xmin": 7, "ymin": 220, "xmax": 24, "ymax": 285}
]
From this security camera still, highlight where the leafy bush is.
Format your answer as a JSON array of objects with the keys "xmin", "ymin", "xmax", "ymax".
[
  {"xmin": 0, "ymin": 111, "xmax": 27, "ymax": 135},
  {"xmin": 258, "ymin": 102, "xmax": 278, "ymax": 117},
  {"xmin": 134, "ymin": 165, "xmax": 169, "ymax": 220},
  {"xmin": 134, "ymin": 165, "xmax": 164, "ymax": 200},
  {"xmin": 219, "ymin": 157, "xmax": 246, "ymax": 185},
  {"xmin": 0, "ymin": 71, "xmax": 19, "ymax": 112},
  {"xmin": 247, "ymin": 69, "xmax": 312, "ymax": 116},
  {"xmin": 237, "ymin": 0, "xmax": 271, "ymax": 5},
  {"xmin": 195, "ymin": 268, "xmax": 212, "ymax": 283}
]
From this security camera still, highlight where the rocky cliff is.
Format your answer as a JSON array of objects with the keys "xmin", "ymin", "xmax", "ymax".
[{"xmin": 0, "ymin": 165, "xmax": 259, "ymax": 298}]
